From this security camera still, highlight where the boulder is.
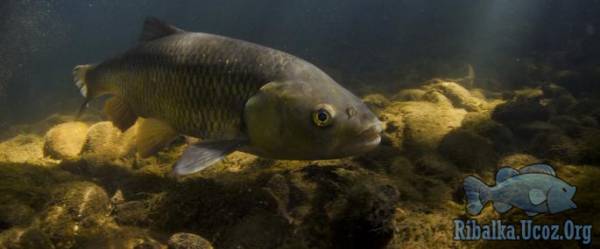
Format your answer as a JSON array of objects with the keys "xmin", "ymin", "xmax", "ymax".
[
  {"xmin": 388, "ymin": 207, "xmax": 462, "ymax": 249},
  {"xmin": 80, "ymin": 121, "xmax": 136, "ymax": 161},
  {"xmin": 413, "ymin": 153, "xmax": 459, "ymax": 183},
  {"xmin": 49, "ymin": 181, "xmax": 111, "ymax": 219},
  {"xmin": 421, "ymin": 90, "xmax": 453, "ymax": 108},
  {"xmin": 426, "ymin": 81, "xmax": 484, "ymax": 111},
  {"xmin": 391, "ymin": 88, "xmax": 426, "ymax": 101},
  {"xmin": 579, "ymin": 129, "xmax": 600, "ymax": 164},
  {"xmin": 168, "ymin": 233, "xmax": 213, "ymax": 249},
  {"xmin": 438, "ymin": 130, "xmax": 498, "ymax": 171},
  {"xmin": 362, "ymin": 93, "xmax": 390, "ymax": 113},
  {"xmin": 513, "ymin": 121, "xmax": 561, "ymax": 139},
  {"xmin": 388, "ymin": 101, "xmax": 466, "ymax": 152},
  {"xmin": 549, "ymin": 115, "xmax": 584, "ymax": 137},
  {"xmin": 548, "ymin": 93, "xmax": 577, "ymax": 115},
  {"xmin": 498, "ymin": 153, "xmax": 541, "ymax": 167},
  {"xmin": 529, "ymin": 132, "xmax": 580, "ymax": 162},
  {"xmin": 379, "ymin": 111, "xmax": 405, "ymax": 150},
  {"xmin": 492, "ymin": 98, "xmax": 550, "ymax": 128},
  {"xmin": 114, "ymin": 201, "xmax": 149, "ymax": 226},
  {"xmin": 0, "ymin": 134, "xmax": 47, "ymax": 165},
  {"xmin": 43, "ymin": 122, "xmax": 89, "ymax": 159}
]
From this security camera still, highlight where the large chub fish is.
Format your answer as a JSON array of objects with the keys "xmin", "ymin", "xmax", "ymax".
[{"xmin": 73, "ymin": 17, "xmax": 382, "ymax": 175}]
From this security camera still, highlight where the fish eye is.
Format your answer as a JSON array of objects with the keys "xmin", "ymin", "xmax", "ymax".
[
  {"xmin": 312, "ymin": 104, "xmax": 335, "ymax": 127},
  {"xmin": 313, "ymin": 109, "xmax": 331, "ymax": 127},
  {"xmin": 562, "ymin": 187, "xmax": 567, "ymax": 192}
]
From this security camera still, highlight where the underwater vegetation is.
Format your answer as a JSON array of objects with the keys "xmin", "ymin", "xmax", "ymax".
[{"xmin": 0, "ymin": 76, "xmax": 598, "ymax": 248}]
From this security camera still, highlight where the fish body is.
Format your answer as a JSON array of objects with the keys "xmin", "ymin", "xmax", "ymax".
[
  {"xmin": 74, "ymin": 18, "xmax": 382, "ymax": 175},
  {"xmin": 464, "ymin": 164, "xmax": 576, "ymax": 216}
]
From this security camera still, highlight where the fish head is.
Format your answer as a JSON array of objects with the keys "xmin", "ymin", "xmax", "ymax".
[
  {"xmin": 243, "ymin": 79, "xmax": 382, "ymax": 159},
  {"xmin": 547, "ymin": 179, "xmax": 577, "ymax": 214}
]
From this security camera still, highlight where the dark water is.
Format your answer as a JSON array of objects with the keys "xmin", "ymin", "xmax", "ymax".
[
  {"xmin": 1, "ymin": 0, "xmax": 599, "ymax": 123},
  {"xmin": 1, "ymin": 1, "xmax": 600, "ymax": 249}
]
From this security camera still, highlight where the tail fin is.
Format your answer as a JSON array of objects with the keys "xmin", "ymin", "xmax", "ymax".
[
  {"xmin": 463, "ymin": 176, "xmax": 490, "ymax": 215},
  {"xmin": 73, "ymin": 64, "xmax": 95, "ymax": 118}
]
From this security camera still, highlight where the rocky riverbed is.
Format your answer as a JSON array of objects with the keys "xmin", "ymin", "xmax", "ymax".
[{"xmin": 0, "ymin": 81, "xmax": 598, "ymax": 248}]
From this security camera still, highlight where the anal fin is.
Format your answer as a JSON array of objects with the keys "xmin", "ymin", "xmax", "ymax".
[
  {"xmin": 136, "ymin": 118, "xmax": 178, "ymax": 157},
  {"xmin": 493, "ymin": 202, "xmax": 512, "ymax": 213},
  {"xmin": 104, "ymin": 96, "xmax": 137, "ymax": 131}
]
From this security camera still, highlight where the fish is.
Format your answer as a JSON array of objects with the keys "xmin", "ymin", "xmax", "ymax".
[
  {"xmin": 464, "ymin": 163, "xmax": 577, "ymax": 216},
  {"xmin": 73, "ymin": 17, "xmax": 383, "ymax": 175}
]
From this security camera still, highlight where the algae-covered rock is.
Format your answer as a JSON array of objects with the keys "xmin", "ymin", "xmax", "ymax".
[
  {"xmin": 168, "ymin": 233, "xmax": 213, "ymax": 249},
  {"xmin": 40, "ymin": 181, "xmax": 112, "ymax": 247},
  {"xmin": 264, "ymin": 174, "xmax": 294, "ymax": 224},
  {"xmin": 548, "ymin": 93, "xmax": 577, "ymax": 115},
  {"xmin": 421, "ymin": 90, "xmax": 453, "ymax": 108},
  {"xmin": 0, "ymin": 163, "xmax": 75, "ymax": 232},
  {"xmin": 81, "ymin": 121, "xmax": 136, "ymax": 161},
  {"xmin": 115, "ymin": 201, "xmax": 149, "ymax": 226},
  {"xmin": 390, "ymin": 101, "xmax": 466, "ymax": 152},
  {"xmin": 391, "ymin": 88, "xmax": 426, "ymax": 101},
  {"xmin": 512, "ymin": 121, "xmax": 561, "ymax": 139},
  {"xmin": 513, "ymin": 87, "xmax": 544, "ymax": 100},
  {"xmin": 492, "ymin": 97, "xmax": 550, "ymax": 128},
  {"xmin": 413, "ymin": 153, "xmax": 459, "ymax": 183},
  {"xmin": 541, "ymin": 83, "xmax": 571, "ymax": 99},
  {"xmin": 363, "ymin": 93, "xmax": 390, "ymax": 114},
  {"xmin": 50, "ymin": 181, "xmax": 111, "ymax": 218},
  {"xmin": 36, "ymin": 205, "xmax": 81, "ymax": 248},
  {"xmin": 464, "ymin": 117, "xmax": 517, "ymax": 154},
  {"xmin": 325, "ymin": 168, "xmax": 399, "ymax": 249},
  {"xmin": 497, "ymin": 153, "xmax": 541, "ymax": 167},
  {"xmin": 147, "ymin": 163, "xmax": 400, "ymax": 249},
  {"xmin": 43, "ymin": 121, "xmax": 89, "ymax": 159},
  {"xmin": 579, "ymin": 129, "xmax": 600, "ymax": 164},
  {"xmin": 387, "ymin": 205, "xmax": 463, "ymax": 249},
  {"xmin": 379, "ymin": 111, "xmax": 404, "ymax": 150},
  {"xmin": 426, "ymin": 81, "xmax": 484, "ymax": 111},
  {"xmin": 387, "ymin": 156, "xmax": 414, "ymax": 177},
  {"xmin": 0, "ymin": 203, "xmax": 35, "ymax": 228},
  {"xmin": 14, "ymin": 227, "xmax": 55, "ymax": 249},
  {"xmin": 549, "ymin": 115, "xmax": 585, "ymax": 137},
  {"xmin": 0, "ymin": 134, "xmax": 48, "ymax": 165},
  {"xmin": 529, "ymin": 132, "xmax": 580, "ymax": 162},
  {"xmin": 438, "ymin": 130, "xmax": 498, "ymax": 171}
]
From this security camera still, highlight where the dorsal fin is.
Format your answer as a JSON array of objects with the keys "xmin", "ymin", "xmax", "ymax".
[
  {"xmin": 140, "ymin": 17, "xmax": 184, "ymax": 42},
  {"xmin": 496, "ymin": 167, "xmax": 519, "ymax": 183},
  {"xmin": 519, "ymin": 163, "xmax": 556, "ymax": 176}
]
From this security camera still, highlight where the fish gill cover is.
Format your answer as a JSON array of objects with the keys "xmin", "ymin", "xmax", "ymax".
[{"xmin": 0, "ymin": 0, "xmax": 599, "ymax": 249}]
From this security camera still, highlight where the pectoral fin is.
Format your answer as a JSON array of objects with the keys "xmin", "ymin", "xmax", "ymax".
[
  {"xmin": 173, "ymin": 139, "xmax": 245, "ymax": 176},
  {"xmin": 493, "ymin": 202, "xmax": 512, "ymax": 213},
  {"xmin": 104, "ymin": 96, "xmax": 137, "ymax": 131},
  {"xmin": 528, "ymin": 189, "xmax": 546, "ymax": 205}
]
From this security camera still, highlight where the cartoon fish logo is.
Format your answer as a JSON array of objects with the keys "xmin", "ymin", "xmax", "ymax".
[{"xmin": 464, "ymin": 163, "xmax": 577, "ymax": 216}]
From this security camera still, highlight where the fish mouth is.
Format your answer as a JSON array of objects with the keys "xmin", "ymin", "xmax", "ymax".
[{"xmin": 358, "ymin": 122, "xmax": 383, "ymax": 147}]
